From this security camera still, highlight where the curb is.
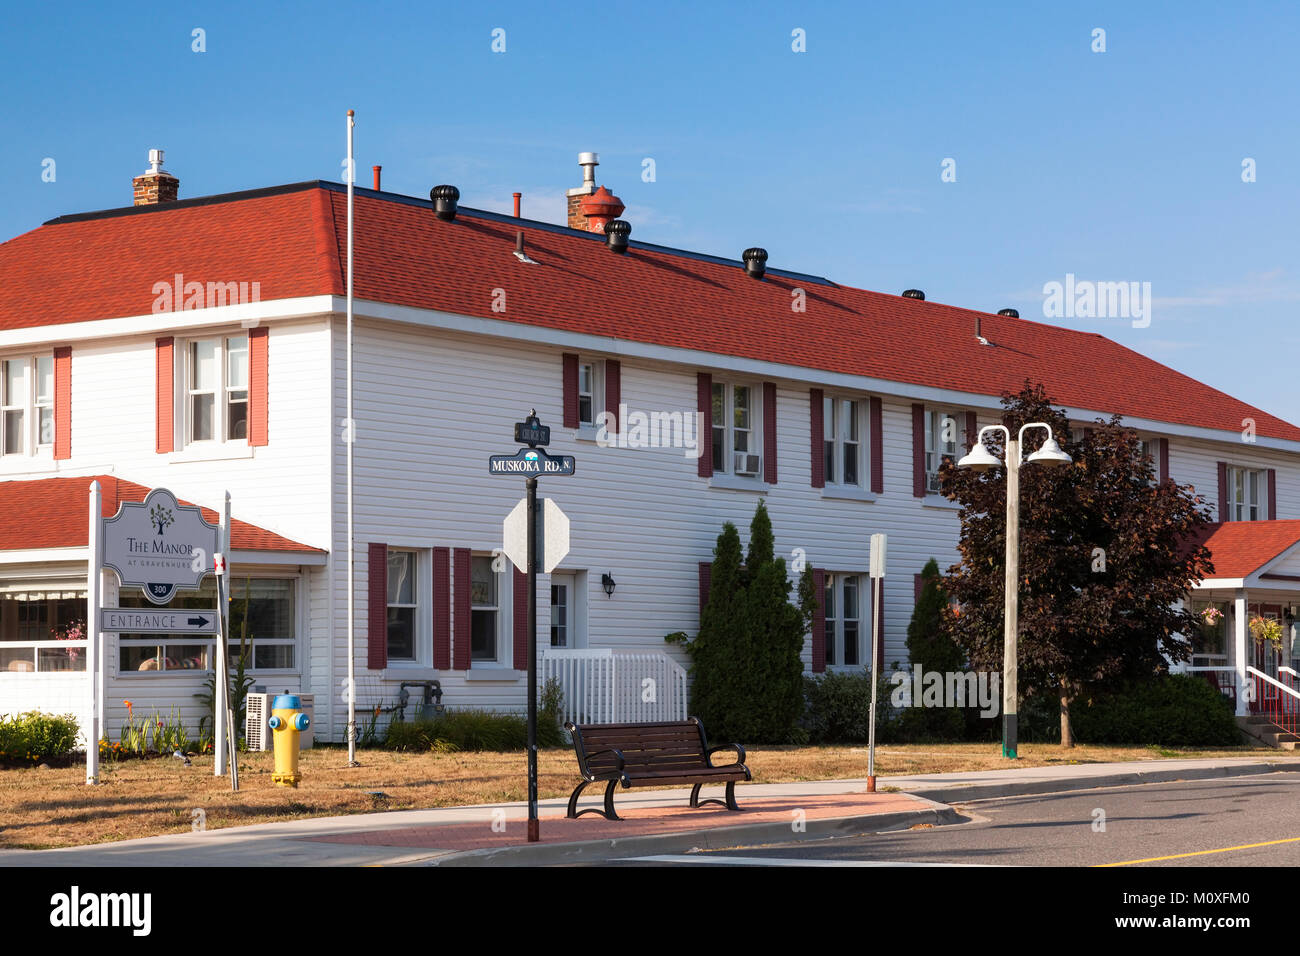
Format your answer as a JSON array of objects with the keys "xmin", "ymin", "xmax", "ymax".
[
  {"xmin": 423, "ymin": 798, "xmax": 963, "ymax": 867},
  {"xmin": 904, "ymin": 760, "xmax": 1300, "ymax": 805}
]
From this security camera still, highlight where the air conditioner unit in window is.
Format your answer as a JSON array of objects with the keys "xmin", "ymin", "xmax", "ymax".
[
  {"xmin": 246, "ymin": 693, "xmax": 314, "ymax": 750},
  {"xmin": 734, "ymin": 452, "xmax": 761, "ymax": 477}
]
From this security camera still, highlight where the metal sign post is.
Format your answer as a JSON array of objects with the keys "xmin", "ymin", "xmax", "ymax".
[
  {"xmin": 488, "ymin": 410, "xmax": 575, "ymax": 843},
  {"xmin": 214, "ymin": 551, "xmax": 238, "ymax": 791},
  {"xmin": 867, "ymin": 533, "xmax": 887, "ymax": 793}
]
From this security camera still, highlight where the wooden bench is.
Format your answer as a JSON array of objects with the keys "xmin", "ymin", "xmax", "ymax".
[{"xmin": 564, "ymin": 717, "xmax": 750, "ymax": 821}]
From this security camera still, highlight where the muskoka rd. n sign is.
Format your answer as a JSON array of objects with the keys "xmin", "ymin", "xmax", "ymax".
[{"xmin": 101, "ymin": 487, "xmax": 219, "ymax": 604}]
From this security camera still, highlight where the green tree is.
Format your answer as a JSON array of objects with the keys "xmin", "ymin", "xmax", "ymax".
[
  {"xmin": 939, "ymin": 383, "xmax": 1215, "ymax": 747},
  {"xmin": 898, "ymin": 558, "xmax": 967, "ymax": 740},
  {"xmin": 678, "ymin": 500, "xmax": 816, "ymax": 742}
]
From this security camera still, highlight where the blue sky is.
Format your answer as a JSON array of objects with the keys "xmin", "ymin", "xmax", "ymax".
[{"xmin": 4, "ymin": 1, "xmax": 1298, "ymax": 424}]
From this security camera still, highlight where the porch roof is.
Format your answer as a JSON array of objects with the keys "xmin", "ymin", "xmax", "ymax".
[
  {"xmin": 1190, "ymin": 520, "xmax": 1300, "ymax": 589},
  {"xmin": 0, "ymin": 476, "xmax": 324, "ymax": 558}
]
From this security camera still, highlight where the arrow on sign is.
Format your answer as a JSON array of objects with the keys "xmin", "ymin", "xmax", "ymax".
[{"xmin": 188, "ymin": 616, "xmax": 211, "ymax": 627}]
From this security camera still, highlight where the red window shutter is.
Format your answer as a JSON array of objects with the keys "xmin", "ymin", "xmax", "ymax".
[
  {"xmin": 811, "ymin": 569, "xmax": 826, "ymax": 673},
  {"xmin": 870, "ymin": 396, "xmax": 883, "ymax": 494},
  {"xmin": 605, "ymin": 359, "xmax": 621, "ymax": 434},
  {"xmin": 1083, "ymin": 427, "xmax": 1094, "ymax": 439},
  {"xmin": 367, "ymin": 543, "xmax": 388, "ymax": 670},
  {"xmin": 763, "ymin": 382, "xmax": 778, "ymax": 484},
  {"xmin": 1217, "ymin": 461, "xmax": 1228, "ymax": 521},
  {"xmin": 912, "ymin": 404, "xmax": 926, "ymax": 498},
  {"xmin": 809, "ymin": 389, "xmax": 825, "ymax": 488},
  {"xmin": 1269, "ymin": 468, "xmax": 1277, "ymax": 520},
  {"xmin": 453, "ymin": 548, "xmax": 471, "ymax": 669},
  {"xmin": 1158, "ymin": 437, "xmax": 1169, "ymax": 483},
  {"xmin": 155, "ymin": 337, "xmax": 174, "ymax": 453},
  {"xmin": 248, "ymin": 327, "xmax": 268, "ymax": 446},
  {"xmin": 698, "ymin": 562, "xmax": 712, "ymax": 617},
  {"xmin": 513, "ymin": 566, "xmax": 528, "ymax": 669},
  {"xmin": 562, "ymin": 353, "xmax": 579, "ymax": 429},
  {"xmin": 965, "ymin": 411, "xmax": 977, "ymax": 450},
  {"xmin": 914, "ymin": 572, "xmax": 924, "ymax": 602},
  {"xmin": 433, "ymin": 548, "xmax": 451, "ymax": 669},
  {"xmin": 53, "ymin": 347, "xmax": 71, "ymax": 460},
  {"xmin": 697, "ymin": 372, "xmax": 713, "ymax": 478}
]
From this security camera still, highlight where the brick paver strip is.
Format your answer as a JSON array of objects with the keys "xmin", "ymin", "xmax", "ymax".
[{"xmin": 301, "ymin": 791, "xmax": 927, "ymax": 851}]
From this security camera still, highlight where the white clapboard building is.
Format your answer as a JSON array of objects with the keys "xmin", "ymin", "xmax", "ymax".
[{"xmin": 3, "ymin": 151, "xmax": 1300, "ymax": 744}]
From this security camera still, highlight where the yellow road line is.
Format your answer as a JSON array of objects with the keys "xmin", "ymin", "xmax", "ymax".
[{"xmin": 1097, "ymin": 836, "xmax": 1300, "ymax": 866}]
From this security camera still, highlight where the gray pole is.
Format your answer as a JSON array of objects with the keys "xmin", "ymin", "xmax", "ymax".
[
  {"xmin": 867, "ymin": 575, "xmax": 879, "ymax": 791},
  {"xmin": 1003, "ymin": 439, "xmax": 1020, "ymax": 759},
  {"xmin": 526, "ymin": 475, "xmax": 540, "ymax": 842}
]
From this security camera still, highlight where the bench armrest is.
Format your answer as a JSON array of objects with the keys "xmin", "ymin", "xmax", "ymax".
[
  {"xmin": 581, "ymin": 747, "xmax": 626, "ymax": 776},
  {"xmin": 706, "ymin": 743, "xmax": 746, "ymax": 767}
]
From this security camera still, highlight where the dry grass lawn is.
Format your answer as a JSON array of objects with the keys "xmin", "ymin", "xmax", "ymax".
[{"xmin": 0, "ymin": 741, "xmax": 1286, "ymax": 850}]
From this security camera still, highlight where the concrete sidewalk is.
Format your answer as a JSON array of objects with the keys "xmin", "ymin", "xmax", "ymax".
[{"xmin": 2, "ymin": 756, "xmax": 1296, "ymax": 867}]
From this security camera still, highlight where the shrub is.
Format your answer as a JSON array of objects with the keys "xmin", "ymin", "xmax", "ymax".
[
  {"xmin": 1067, "ymin": 674, "xmax": 1240, "ymax": 747},
  {"xmin": 384, "ymin": 701, "xmax": 565, "ymax": 753},
  {"xmin": 898, "ymin": 559, "xmax": 969, "ymax": 742},
  {"xmin": 802, "ymin": 670, "xmax": 899, "ymax": 744},
  {"xmin": 0, "ymin": 711, "xmax": 80, "ymax": 762}
]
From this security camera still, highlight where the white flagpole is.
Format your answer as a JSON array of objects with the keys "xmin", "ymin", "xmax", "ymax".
[
  {"xmin": 86, "ymin": 481, "xmax": 101, "ymax": 785},
  {"xmin": 346, "ymin": 109, "xmax": 358, "ymax": 767},
  {"xmin": 215, "ymin": 497, "xmax": 229, "ymax": 776}
]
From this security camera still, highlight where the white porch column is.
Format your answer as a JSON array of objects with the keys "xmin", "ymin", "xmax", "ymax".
[{"xmin": 1234, "ymin": 588, "xmax": 1248, "ymax": 717}]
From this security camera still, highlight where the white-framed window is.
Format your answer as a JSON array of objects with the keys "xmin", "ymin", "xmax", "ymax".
[
  {"xmin": 578, "ymin": 360, "xmax": 602, "ymax": 426},
  {"xmin": 824, "ymin": 573, "xmax": 863, "ymax": 668},
  {"xmin": 0, "ymin": 588, "xmax": 87, "ymax": 673},
  {"xmin": 824, "ymin": 396, "xmax": 864, "ymax": 487},
  {"xmin": 1227, "ymin": 466, "xmax": 1267, "ymax": 521},
  {"xmin": 184, "ymin": 334, "xmax": 248, "ymax": 446},
  {"xmin": 470, "ymin": 554, "xmax": 500, "ymax": 662},
  {"xmin": 0, "ymin": 355, "xmax": 54, "ymax": 457},
  {"xmin": 712, "ymin": 381, "xmax": 761, "ymax": 477},
  {"xmin": 117, "ymin": 576, "xmax": 298, "ymax": 673},
  {"xmin": 550, "ymin": 579, "xmax": 570, "ymax": 647},
  {"xmin": 924, "ymin": 408, "xmax": 961, "ymax": 494},
  {"xmin": 386, "ymin": 549, "xmax": 417, "ymax": 662}
]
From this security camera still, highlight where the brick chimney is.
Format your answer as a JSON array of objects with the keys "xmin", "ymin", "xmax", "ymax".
[
  {"xmin": 566, "ymin": 152, "xmax": 600, "ymax": 229},
  {"xmin": 132, "ymin": 149, "xmax": 179, "ymax": 206}
]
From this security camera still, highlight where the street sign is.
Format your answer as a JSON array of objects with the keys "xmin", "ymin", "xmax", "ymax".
[
  {"xmin": 503, "ymin": 498, "xmax": 570, "ymax": 573},
  {"xmin": 514, "ymin": 420, "xmax": 551, "ymax": 447},
  {"xmin": 101, "ymin": 488, "xmax": 220, "ymax": 604},
  {"xmin": 869, "ymin": 533, "xmax": 887, "ymax": 579},
  {"xmin": 100, "ymin": 607, "xmax": 219, "ymax": 634},
  {"xmin": 488, "ymin": 447, "xmax": 576, "ymax": 477}
]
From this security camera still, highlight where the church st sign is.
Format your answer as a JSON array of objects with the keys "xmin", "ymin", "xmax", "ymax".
[{"xmin": 101, "ymin": 488, "xmax": 220, "ymax": 604}]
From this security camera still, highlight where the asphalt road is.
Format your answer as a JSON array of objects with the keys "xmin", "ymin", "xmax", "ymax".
[{"xmin": 600, "ymin": 773, "xmax": 1300, "ymax": 867}]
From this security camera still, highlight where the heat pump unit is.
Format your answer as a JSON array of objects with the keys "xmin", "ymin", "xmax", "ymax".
[
  {"xmin": 734, "ymin": 452, "xmax": 761, "ymax": 477},
  {"xmin": 245, "ymin": 693, "xmax": 314, "ymax": 750}
]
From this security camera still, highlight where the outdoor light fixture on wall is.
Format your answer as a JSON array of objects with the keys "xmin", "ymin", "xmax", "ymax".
[{"xmin": 601, "ymin": 573, "xmax": 617, "ymax": 597}]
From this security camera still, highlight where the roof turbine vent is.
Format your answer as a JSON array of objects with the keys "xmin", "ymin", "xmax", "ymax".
[
  {"xmin": 604, "ymin": 219, "xmax": 631, "ymax": 254},
  {"xmin": 430, "ymin": 184, "xmax": 460, "ymax": 221},
  {"xmin": 902, "ymin": 289, "xmax": 925, "ymax": 300},
  {"xmin": 997, "ymin": 308, "xmax": 1020, "ymax": 318},
  {"xmin": 742, "ymin": 247, "xmax": 768, "ymax": 280}
]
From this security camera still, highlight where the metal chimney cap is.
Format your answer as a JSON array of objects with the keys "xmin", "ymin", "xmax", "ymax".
[
  {"xmin": 578, "ymin": 151, "xmax": 599, "ymax": 166},
  {"xmin": 902, "ymin": 289, "xmax": 925, "ymax": 300},
  {"xmin": 604, "ymin": 219, "xmax": 631, "ymax": 254},
  {"xmin": 146, "ymin": 149, "xmax": 167, "ymax": 174},
  {"xmin": 997, "ymin": 308, "xmax": 1020, "ymax": 318}
]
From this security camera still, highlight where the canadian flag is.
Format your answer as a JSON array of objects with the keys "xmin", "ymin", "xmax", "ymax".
[{"xmin": 214, "ymin": 552, "xmax": 227, "ymax": 576}]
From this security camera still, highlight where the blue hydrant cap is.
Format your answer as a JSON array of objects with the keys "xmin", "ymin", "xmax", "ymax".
[
  {"xmin": 273, "ymin": 694, "xmax": 301, "ymax": 709},
  {"xmin": 268, "ymin": 715, "xmax": 283, "ymax": 730},
  {"xmin": 293, "ymin": 713, "xmax": 310, "ymax": 731}
]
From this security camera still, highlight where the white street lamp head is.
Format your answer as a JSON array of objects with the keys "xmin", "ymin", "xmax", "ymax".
[
  {"xmin": 1026, "ymin": 436, "xmax": 1072, "ymax": 466},
  {"xmin": 957, "ymin": 442, "xmax": 1004, "ymax": 471}
]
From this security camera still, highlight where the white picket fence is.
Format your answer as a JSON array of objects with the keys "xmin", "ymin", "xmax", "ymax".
[{"xmin": 540, "ymin": 649, "xmax": 688, "ymax": 725}]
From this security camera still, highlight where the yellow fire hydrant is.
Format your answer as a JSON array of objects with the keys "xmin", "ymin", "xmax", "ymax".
[{"xmin": 267, "ymin": 694, "xmax": 310, "ymax": 788}]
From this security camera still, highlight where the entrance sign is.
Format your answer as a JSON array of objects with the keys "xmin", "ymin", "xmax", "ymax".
[
  {"xmin": 488, "ymin": 447, "xmax": 576, "ymax": 477},
  {"xmin": 100, "ymin": 608, "xmax": 218, "ymax": 634},
  {"xmin": 102, "ymin": 488, "xmax": 219, "ymax": 604},
  {"xmin": 503, "ymin": 498, "xmax": 570, "ymax": 574}
]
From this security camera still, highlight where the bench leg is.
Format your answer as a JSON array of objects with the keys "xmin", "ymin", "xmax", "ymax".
[
  {"xmin": 567, "ymin": 778, "xmax": 622, "ymax": 822},
  {"xmin": 689, "ymin": 780, "xmax": 743, "ymax": 812}
]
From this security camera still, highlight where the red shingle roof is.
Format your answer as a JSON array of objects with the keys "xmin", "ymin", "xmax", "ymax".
[
  {"xmin": 2, "ymin": 181, "xmax": 1296, "ymax": 442},
  {"xmin": 0, "ymin": 476, "xmax": 322, "ymax": 554},
  {"xmin": 1187, "ymin": 520, "xmax": 1300, "ymax": 578}
]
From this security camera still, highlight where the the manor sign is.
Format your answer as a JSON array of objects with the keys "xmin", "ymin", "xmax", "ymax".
[{"xmin": 102, "ymin": 488, "xmax": 219, "ymax": 604}]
